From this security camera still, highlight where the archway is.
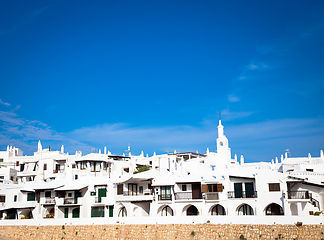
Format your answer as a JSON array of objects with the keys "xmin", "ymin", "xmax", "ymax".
[
  {"xmin": 72, "ymin": 207, "xmax": 80, "ymax": 218},
  {"xmin": 237, "ymin": 204, "xmax": 254, "ymax": 215},
  {"xmin": 186, "ymin": 205, "xmax": 198, "ymax": 216},
  {"xmin": 211, "ymin": 204, "xmax": 226, "ymax": 215},
  {"xmin": 161, "ymin": 205, "xmax": 173, "ymax": 216},
  {"xmin": 265, "ymin": 203, "xmax": 284, "ymax": 215},
  {"xmin": 118, "ymin": 207, "xmax": 127, "ymax": 217}
]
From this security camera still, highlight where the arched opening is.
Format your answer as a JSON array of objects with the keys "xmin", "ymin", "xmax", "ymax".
[
  {"xmin": 211, "ymin": 204, "xmax": 226, "ymax": 215},
  {"xmin": 290, "ymin": 203, "xmax": 298, "ymax": 215},
  {"xmin": 72, "ymin": 207, "xmax": 80, "ymax": 218},
  {"xmin": 237, "ymin": 204, "xmax": 254, "ymax": 215},
  {"xmin": 161, "ymin": 205, "xmax": 173, "ymax": 216},
  {"xmin": 20, "ymin": 209, "xmax": 33, "ymax": 219},
  {"xmin": 118, "ymin": 207, "xmax": 127, "ymax": 217},
  {"xmin": 265, "ymin": 203, "xmax": 284, "ymax": 215},
  {"xmin": 186, "ymin": 205, "xmax": 198, "ymax": 216}
]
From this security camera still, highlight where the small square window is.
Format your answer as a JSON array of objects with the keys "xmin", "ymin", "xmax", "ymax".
[
  {"xmin": 68, "ymin": 193, "xmax": 72, "ymax": 198},
  {"xmin": 182, "ymin": 184, "xmax": 187, "ymax": 191},
  {"xmin": 45, "ymin": 191, "xmax": 51, "ymax": 198}
]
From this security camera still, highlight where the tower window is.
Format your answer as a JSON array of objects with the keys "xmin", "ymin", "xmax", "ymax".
[{"xmin": 220, "ymin": 142, "xmax": 223, "ymax": 146}]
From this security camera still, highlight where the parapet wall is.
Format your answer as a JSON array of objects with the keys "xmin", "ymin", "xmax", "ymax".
[{"xmin": 0, "ymin": 224, "xmax": 324, "ymax": 240}]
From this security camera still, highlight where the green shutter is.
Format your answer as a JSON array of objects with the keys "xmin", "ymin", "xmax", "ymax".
[
  {"xmin": 27, "ymin": 192, "xmax": 35, "ymax": 201},
  {"xmin": 234, "ymin": 183, "xmax": 243, "ymax": 198},
  {"xmin": 109, "ymin": 206, "xmax": 114, "ymax": 217},
  {"xmin": 245, "ymin": 182, "xmax": 254, "ymax": 198},
  {"xmin": 98, "ymin": 188, "xmax": 106, "ymax": 203},
  {"xmin": 64, "ymin": 208, "xmax": 68, "ymax": 218},
  {"xmin": 72, "ymin": 208, "xmax": 80, "ymax": 218}
]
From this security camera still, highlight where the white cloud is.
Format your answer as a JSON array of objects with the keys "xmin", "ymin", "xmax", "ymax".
[
  {"xmin": 248, "ymin": 63, "xmax": 258, "ymax": 70},
  {"xmin": 221, "ymin": 109, "xmax": 254, "ymax": 121},
  {"xmin": 0, "ymin": 99, "xmax": 11, "ymax": 107},
  {"xmin": 228, "ymin": 94, "xmax": 240, "ymax": 102}
]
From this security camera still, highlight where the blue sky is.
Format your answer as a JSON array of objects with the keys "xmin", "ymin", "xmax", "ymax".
[{"xmin": 0, "ymin": 0, "xmax": 323, "ymax": 162}]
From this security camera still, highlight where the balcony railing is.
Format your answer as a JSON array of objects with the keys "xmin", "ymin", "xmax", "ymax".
[
  {"xmin": 45, "ymin": 198, "xmax": 55, "ymax": 204},
  {"xmin": 175, "ymin": 192, "xmax": 192, "ymax": 200},
  {"xmin": 158, "ymin": 194, "xmax": 172, "ymax": 201},
  {"xmin": 123, "ymin": 190, "xmax": 152, "ymax": 196},
  {"xmin": 204, "ymin": 192, "xmax": 219, "ymax": 200},
  {"xmin": 227, "ymin": 191, "xmax": 257, "ymax": 199},
  {"xmin": 64, "ymin": 198, "xmax": 77, "ymax": 204},
  {"xmin": 288, "ymin": 191, "xmax": 310, "ymax": 199}
]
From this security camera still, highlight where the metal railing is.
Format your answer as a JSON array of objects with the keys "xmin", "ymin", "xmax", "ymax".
[
  {"xmin": 175, "ymin": 192, "xmax": 192, "ymax": 200},
  {"xmin": 158, "ymin": 194, "xmax": 172, "ymax": 201},
  {"xmin": 287, "ymin": 191, "xmax": 309, "ymax": 199},
  {"xmin": 64, "ymin": 198, "xmax": 77, "ymax": 204},
  {"xmin": 123, "ymin": 190, "xmax": 152, "ymax": 196},
  {"xmin": 227, "ymin": 191, "xmax": 257, "ymax": 199},
  {"xmin": 45, "ymin": 198, "xmax": 55, "ymax": 204},
  {"xmin": 204, "ymin": 192, "xmax": 219, "ymax": 200}
]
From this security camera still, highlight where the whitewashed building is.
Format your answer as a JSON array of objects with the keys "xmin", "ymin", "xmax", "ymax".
[{"xmin": 0, "ymin": 120, "xmax": 323, "ymax": 221}]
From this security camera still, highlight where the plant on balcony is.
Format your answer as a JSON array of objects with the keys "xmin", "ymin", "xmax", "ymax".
[
  {"xmin": 4, "ymin": 216, "xmax": 9, "ymax": 219},
  {"xmin": 314, "ymin": 211, "xmax": 323, "ymax": 216},
  {"xmin": 133, "ymin": 165, "xmax": 150, "ymax": 174},
  {"xmin": 45, "ymin": 214, "xmax": 54, "ymax": 218},
  {"xmin": 21, "ymin": 216, "xmax": 32, "ymax": 219}
]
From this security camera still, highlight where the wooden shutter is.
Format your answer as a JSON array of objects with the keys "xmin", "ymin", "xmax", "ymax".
[
  {"xmin": 117, "ymin": 184, "xmax": 123, "ymax": 195},
  {"xmin": 216, "ymin": 184, "xmax": 223, "ymax": 192},
  {"xmin": 201, "ymin": 184, "xmax": 208, "ymax": 193}
]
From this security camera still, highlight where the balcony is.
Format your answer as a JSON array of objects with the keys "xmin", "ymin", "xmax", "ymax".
[
  {"xmin": 288, "ymin": 191, "xmax": 310, "ymax": 199},
  {"xmin": 158, "ymin": 194, "xmax": 172, "ymax": 201},
  {"xmin": 115, "ymin": 191, "xmax": 153, "ymax": 202},
  {"xmin": 228, "ymin": 191, "xmax": 257, "ymax": 199},
  {"xmin": 45, "ymin": 198, "xmax": 55, "ymax": 204},
  {"xmin": 204, "ymin": 192, "xmax": 219, "ymax": 200}
]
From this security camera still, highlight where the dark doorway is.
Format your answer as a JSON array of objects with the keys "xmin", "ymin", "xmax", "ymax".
[
  {"xmin": 191, "ymin": 183, "xmax": 202, "ymax": 199},
  {"xmin": 266, "ymin": 203, "xmax": 284, "ymax": 215},
  {"xmin": 187, "ymin": 205, "xmax": 198, "ymax": 215}
]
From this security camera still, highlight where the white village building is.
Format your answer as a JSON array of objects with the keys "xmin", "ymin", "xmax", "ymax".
[{"xmin": 0, "ymin": 120, "xmax": 323, "ymax": 221}]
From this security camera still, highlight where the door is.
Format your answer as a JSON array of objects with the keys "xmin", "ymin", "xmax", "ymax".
[
  {"xmin": 192, "ymin": 183, "xmax": 202, "ymax": 199},
  {"xmin": 234, "ymin": 183, "xmax": 243, "ymax": 198},
  {"xmin": 64, "ymin": 208, "xmax": 68, "ymax": 218},
  {"xmin": 109, "ymin": 206, "xmax": 114, "ymax": 217},
  {"xmin": 98, "ymin": 188, "xmax": 106, "ymax": 203},
  {"xmin": 128, "ymin": 184, "xmax": 137, "ymax": 196},
  {"xmin": 72, "ymin": 208, "xmax": 80, "ymax": 218},
  {"xmin": 245, "ymin": 182, "xmax": 254, "ymax": 198}
]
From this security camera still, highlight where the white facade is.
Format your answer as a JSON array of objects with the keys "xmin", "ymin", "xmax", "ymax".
[{"xmin": 0, "ymin": 121, "xmax": 323, "ymax": 222}]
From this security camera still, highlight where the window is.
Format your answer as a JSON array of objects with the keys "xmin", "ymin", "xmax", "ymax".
[
  {"xmin": 0, "ymin": 158, "xmax": 3, "ymax": 162},
  {"xmin": 160, "ymin": 186, "xmax": 171, "ymax": 200},
  {"xmin": 306, "ymin": 169, "xmax": 314, "ymax": 172},
  {"xmin": 44, "ymin": 164, "xmax": 47, "ymax": 171},
  {"xmin": 16, "ymin": 161, "xmax": 19, "ymax": 167},
  {"xmin": 75, "ymin": 175, "xmax": 78, "ymax": 180},
  {"xmin": 80, "ymin": 162, "xmax": 87, "ymax": 170},
  {"xmin": 117, "ymin": 184, "xmax": 123, "ymax": 195},
  {"xmin": 14, "ymin": 195, "xmax": 17, "ymax": 202},
  {"xmin": 268, "ymin": 183, "xmax": 280, "ymax": 192},
  {"xmin": 238, "ymin": 204, "xmax": 254, "ymax": 215},
  {"xmin": 27, "ymin": 192, "xmax": 35, "ymax": 201},
  {"xmin": 161, "ymin": 206, "xmax": 173, "ymax": 216},
  {"xmin": 202, "ymin": 184, "xmax": 223, "ymax": 193},
  {"xmin": 72, "ymin": 164, "xmax": 76, "ymax": 169},
  {"xmin": 139, "ymin": 186, "xmax": 143, "ymax": 194},
  {"xmin": 91, "ymin": 206, "xmax": 104, "ymax": 218},
  {"xmin": 45, "ymin": 191, "xmax": 51, "ymax": 198},
  {"xmin": 182, "ymin": 184, "xmax": 187, "ymax": 191},
  {"xmin": 118, "ymin": 207, "xmax": 127, "ymax": 217},
  {"xmin": 68, "ymin": 192, "xmax": 72, "ymax": 198}
]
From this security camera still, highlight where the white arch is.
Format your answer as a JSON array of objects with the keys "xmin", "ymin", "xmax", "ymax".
[
  {"xmin": 236, "ymin": 203, "xmax": 254, "ymax": 215},
  {"xmin": 209, "ymin": 204, "xmax": 226, "ymax": 215}
]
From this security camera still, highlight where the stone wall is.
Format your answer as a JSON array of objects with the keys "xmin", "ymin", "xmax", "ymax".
[{"xmin": 0, "ymin": 224, "xmax": 324, "ymax": 240}]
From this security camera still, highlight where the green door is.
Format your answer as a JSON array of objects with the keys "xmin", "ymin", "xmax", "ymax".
[
  {"xmin": 234, "ymin": 183, "xmax": 243, "ymax": 198},
  {"xmin": 109, "ymin": 206, "xmax": 114, "ymax": 217},
  {"xmin": 64, "ymin": 208, "xmax": 68, "ymax": 218},
  {"xmin": 72, "ymin": 208, "xmax": 80, "ymax": 218},
  {"xmin": 245, "ymin": 182, "xmax": 254, "ymax": 198},
  {"xmin": 74, "ymin": 190, "xmax": 82, "ymax": 204},
  {"xmin": 98, "ymin": 188, "xmax": 106, "ymax": 203}
]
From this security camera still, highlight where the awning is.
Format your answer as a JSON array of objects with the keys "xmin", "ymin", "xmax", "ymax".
[
  {"xmin": 33, "ymin": 179, "xmax": 67, "ymax": 190},
  {"xmin": 55, "ymin": 180, "xmax": 89, "ymax": 191}
]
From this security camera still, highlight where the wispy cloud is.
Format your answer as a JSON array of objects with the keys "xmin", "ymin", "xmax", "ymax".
[
  {"xmin": 228, "ymin": 94, "xmax": 240, "ymax": 103},
  {"xmin": 0, "ymin": 99, "xmax": 11, "ymax": 107},
  {"xmin": 0, "ymin": 109, "xmax": 89, "ymax": 154},
  {"xmin": 1, "ymin": 106, "xmax": 323, "ymax": 162}
]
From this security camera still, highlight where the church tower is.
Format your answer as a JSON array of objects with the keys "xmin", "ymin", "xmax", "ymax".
[{"xmin": 216, "ymin": 119, "xmax": 232, "ymax": 164}]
